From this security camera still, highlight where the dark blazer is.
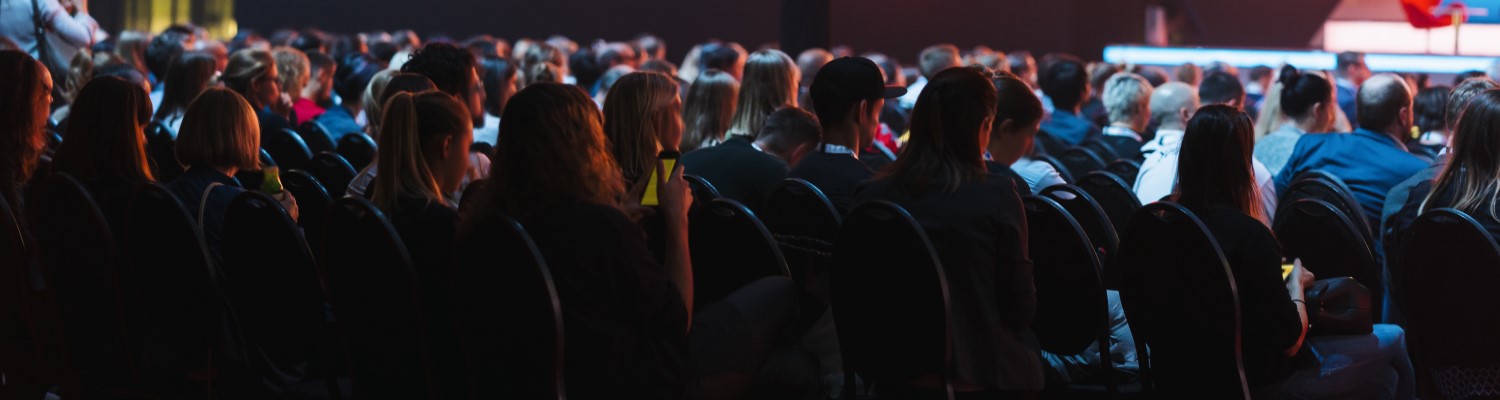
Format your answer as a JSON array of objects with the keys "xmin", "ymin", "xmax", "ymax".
[
  {"xmin": 679, "ymin": 137, "xmax": 789, "ymax": 210},
  {"xmin": 517, "ymin": 199, "xmax": 690, "ymax": 399},
  {"xmin": 1380, "ymin": 158, "xmax": 1443, "ymax": 259},
  {"xmin": 788, "ymin": 150, "xmax": 875, "ymax": 214},
  {"xmin": 1192, "ymin": 207, "xmax": 1305, "ymax": 390},
  {"xmin": 166, "ymin": 167, "xmax": 245, "ymax": 254},
  {"xmin": 855, "ymin": 174, "xmax": 1043, "ymax": 391},
  {"xmin": 986, "ymin": 161, "xmax": 1033, "ymax": 195},
  {"xmin": 1273, "ymin": 128, "xmax": 1429, "ymax": 227},
  {"xmin": 1092, "ymin": 135, "xmax": 1144, "ymax": 162}
]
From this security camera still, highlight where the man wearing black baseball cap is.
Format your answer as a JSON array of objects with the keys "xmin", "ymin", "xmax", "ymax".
[{"xmin": 789, "ymin": 56, "xmax": 906, "ymax": 212}]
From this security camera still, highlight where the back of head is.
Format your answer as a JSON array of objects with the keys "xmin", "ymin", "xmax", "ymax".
[
  {"xmin": 291, "ymin": 31, "xmax": 327, "ymax": 54},
  {"xmin": 470, "ymin": 83, "xmax": 621, "ymax": 220},
  {"xmin": 1041, "ymin": 55, "xmax": 1088, "ymax": 111},
  {"xmin": 1090, "ymin": 63, "xmax": 1123, "ymax": 94},
  {"xmin": 728, "ymin": 49, "xmax": 798, "ymax": 138},
  {"xmin": 402, "ymin": 42, "xmax": 479, "ymax": 98},
  {"xmin": 95, "ymin": 62, "xmax": 150, "ymax": 91},
  {"xmin": 306, "ymin": 51, "xmax": 335, "ymax": 77},
  {"xmin": 1175, "ymin": 104, "xmax": 1261, "ymax": 222},
  {"xmin": 640, "ymin": 59, "xmax": 677, "ymax": 77},
  {"xmin": 595, "ymin": 65, "xmax": 637, "ymax": 101},
  {"xmin": 1249, "ymin": 65, "xmax": 1274, "ymax": 83},
  {"xmin": 864, "ymin": 52, "xmax": 904, "ymax": 87},
  {"xmin": 373, "ymin": 90, "xmax": 472, "ymax": 211},
  {"xmin": 1103, "ymin": 72, "xmax": 1153, "ymax": 125},
  {"xmin": 681, "ymin": 69, "xmax": 740, "ymax": 150},
  {"xmin": 1150, "ymin": 82, "xmax": 1201, "ymax": 129},
  {"xmin": 603, "ymin": 72, "xmax": 681, "ymax": 183},
  {"xmin": 116, "ymin": 31, "xmax": 151, "ymax": 76},
  {"xmin": 918, "ymin": 44, "xmax": 961, "ymax": 80},
  {"xmin": 481, "ymin": 56, "xmax": 518, "ymax": 116},
  {"xmin": 55, "ymin": 77, "xmax": 154, "ymax": 184},
  {"xmin": 1205, "ymin": 61, "xmax": 1239, "ymax": 77},
  {"xmin": 699, "ymin": 42, "xmax": 743, "ymax": 75},
  {"xmin": 146, "ymin": 28, "xmax": 192, "ymax": 81},
  {"xmin": 756, "ymin": 106, "xmax": 822, "ymax": 155},
  {"xmin": 1447, "ymin": 77, "xmax": 1498, "ymax": 131},
  {"xmin": 1198, "ymin": 71, "xmax": 1245, "ymax": 107},
  {"xmin": 362, "ymin": 70, "xmax": 398, "ymax": 134},
  {"xmin": 1356, "ymin": 74, "xmax": 1413, "ymax": 132},
  {"xmin": 1414, "ymin": 86, "xmax": 1452, "ymax": 134},
  {"xmin": 272, "ymin": 47, "xmax": 310, "ymax": 97},
  {"xmin": 1174, "ymin": 63, "xmax": 1202, "ymax": 86},
  {"xmin": 335, "ymin": 52, "xmax": 381, "ymax": 104},
  {"xmin": 886, "ymin": 67, "xmax": 997, "ymax": 195},
  {"xmin": 0, "ymin": 51, "xmax": 48, "ymax": 196},
  {"xmin": 158, "ymin": 52, "xmax": 218, "ymax": 120},
  {"xmin": 1427, "ymin": 90, "xmax": 1500, "ymax": 214},
  {"xmin": 1277, "ymin": 65, "xmax": 1333, "ymax": 122},
  {"xmin": 176, "ymin": 87, "xmax": 260, "ymax": 171},
  {"xmin": 222, "ymin": 49, "xmax": 274, "ymax": 97},
  {"xmin": 1337, "ymin": 51, "xmax": 1365, "ymax": 75},
  {"xmin": 1007, "ymin": 51, "xmax": 1035, "ymax": 80},
  {"xmin": 797, "ymin": 48, "xmax": 834, "ymax": 87},
  {"xmin": 993, "ymin": 73, "xmax": 1044, "ymax": 131},
  {"xmin": 368, "ymin": 73, "xmax": 437, "ymax": 138}
]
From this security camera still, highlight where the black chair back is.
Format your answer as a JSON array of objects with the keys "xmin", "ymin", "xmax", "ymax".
[
  {"xmin": 452, "ymin": 214, "xmax": 564, "ymax": 399},
  {"xmin": 683, "ymin": 174, "xmax": 721, "ymax": 202},
  {"xmin": 296, "ymin": 121, "xmax": 338, "ymax": 154},
  {"xmin": 219, "ymin": 191, "xmax": 328, "ymax": 391},
  {"xmin": 145, "ymin": 121, "xmax": 184, "ymax": 182},
  {"xmin": 1035, "ymin": 129, "xmax": 1069, "ymax": 157},
  {"xmin": 1022, "ymin": 196, "xmax": 1111, "ymax": 358},
  {"xmin": 1058, "ymin": 147, "xmax": 1108, "ymax": 180},
  {"xmin": 265, "ymin": 128, "xmax": 315, "ymax": 170},
  {"xmin": 1077, "ymin": 171, "xmax": 1142, "ymax": 237},
  {"xmin": 281, "ymin": 169, "xmax": 332, "ymax": 258},
  {"xmin": 1282, "ymin": 171, "xmax": 1374, "ymax": 244},
  {"xmin": 689, "ymin": 198, "xmax": 789, "ymax": 309},
  {"xmin": 1104, "ymin": 159, "xmax": 1141, "ymax": 187},
  {"xmin": 322, "ymin": 197, "xmax": 435, "ymax": 399},
  {"xmin": 1081, "ymin": 139, "xmax": 1122, "ymax": 162},
  {"xmin": 0, "ymin": 194, "xmax": 45, "ymax": 391},
  {"xmin": 1396, "ymin": 209, "xmax": 1500, "ymax": 381},
  {"xmin": 122, "ymin": 183, "xmax": 221, "ymax": 394},
  {"xmin": 24, "ymin": 173, "xmax": 135, "ymax": 390},
  {"xmin": 1117, "ymin": 203, "xmax": 1249, "ymax": 399},
  {"xmin": 1040, "ymin": 184, "xmax": 1119, "ymax": 260},
  {"xmin": 761, "ymin": 179, "xmax": 842, "ymax": 325},
  {"xmin": 831, "ymin": 200, "xmax": 953, "ymax": 393},
  {"xmin": 307, "ymin": 152, "xmax": 358, "ymax": 195},
  {"xmin": 337, "ymin": 133, "xmax": 378, "ymax": 170},
  {"xmin": 1038, "ymin": 154, "xmax": 1074, "ymax": 183},
  {"xmin": 1272, "ymin": 198, "xmax": 1380, "ymax": 314}
]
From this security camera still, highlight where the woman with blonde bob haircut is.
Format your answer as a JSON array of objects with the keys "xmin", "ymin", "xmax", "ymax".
[
  {"xmin": 604, "ymin": 71, "xmax": 683, "ymax": 185},
  {"xmin": 168, "ymin": 87, "xmax": 296, "ymax": 252},
  {"xmin": 724, "ymin": 49, "xmax": 798, "ymax": 140}
]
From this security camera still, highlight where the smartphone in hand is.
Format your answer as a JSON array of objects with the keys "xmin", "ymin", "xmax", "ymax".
[{"xmin": 641, "ymin": 150, "xmax": 680, "ymax": 206}]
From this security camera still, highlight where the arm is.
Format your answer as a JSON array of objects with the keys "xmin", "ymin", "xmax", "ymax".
[
  {"xmin": 997, "ymin": 183, "xmax": 1038, "ymax": 329},
  {"xmin": 657, "ymin": 161, "xmax": 694, "ymax": 329},
  {"xmin": 1282, "ymin": 260, "xmax": 1312, "ymax": 357},
  {"xmin": 41, "ymin": 0, "xmax": 97, "ymax": 48}
]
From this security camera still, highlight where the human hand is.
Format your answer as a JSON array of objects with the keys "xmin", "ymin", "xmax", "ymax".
[
  {"xmin": 656, "ymin": 160, "xmax": 691, "ymax": 225},
  {"xmin": 1294, "ymin": 259, "xmax": 1315, "ymax": 289}
]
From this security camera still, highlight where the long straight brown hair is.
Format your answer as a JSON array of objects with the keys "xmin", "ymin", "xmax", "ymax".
[
  {"xmin": 53, "ymin": 76, "xmax": 156, "ymax": 184},
  {"xmin": 603, "ymin": 71, "xmax": 680, "ymax": 184},
  {"xmin": 881, "ymin": 67, "xmax": 997, "ymax": 196},
  {"xmin": 1422, "ymin": 89, "xmax": 1500, "ymax": 219},
  {"xmin": 680, "ymin": 69, "xmax": 739, "ymax": 151},
  {"xmin": 0, "ymin": 51, "xmax": 49, "ymax": 206},
  {"xmin": 1173, "ymin": 105, "xmax": 1266, "ymax": 225},
  {"xmin": 372, "ymin": 90, "xmax": 471, "ymax": 212},
  {"xmin": 726, "ymin": 49, "xmax": 798, "ymax": 138}
]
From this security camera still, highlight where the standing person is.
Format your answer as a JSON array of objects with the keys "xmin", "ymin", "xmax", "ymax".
[
  {"xmin": 856, "ymin": 66, "xmax": 1042, "ymax": 398},
  {"xmin": 1173, "ymin": 105, "xmax": 1414, "ymax": 399},
  {"xmin": 0, "ymin": 0, "xmax": 99, "ymax": 87}
]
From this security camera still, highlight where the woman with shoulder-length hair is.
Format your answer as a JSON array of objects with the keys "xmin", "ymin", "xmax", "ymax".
[
  {"xmin": 371, "ymin": 90, "xmax": 471, "ymax": 272},
  {"xmin": 153, "ymin": 51, "xmax": 219, "ymax": 135},
  {"xmin": 679, "ymin": 69, "xmax": 738, "ymax": 152},
  {"xmin": 167, "ymin": 87, "xmax": 297, "ymax": 252},
  {"xmin": 461, "ymin": 82, "xmax": 795, "ymax": 399},
  {"xmin": 0, "ymin": 50, "xmax": 52, "ymax": 212},
  {"xmin": 1174, "ymin": 104, "xmax": 1413, "ymax": 399},
  {"xmin": 51, "ymin": 76, "xmax": 156, "ymax": 228},
  {"xmin": 724, "ymin": 49, "xmax": 798, "ymax": 141},
  {"xmin": 603, "ymin": 71, "xmax": 682, "ymax": 186},
  {"xmin": 855, "ymin": 66, "xmax": 1044, "ymax": 397},
  {"xmin": 221, "ymin": 49, "xmax": 295, "ymax": 137}
]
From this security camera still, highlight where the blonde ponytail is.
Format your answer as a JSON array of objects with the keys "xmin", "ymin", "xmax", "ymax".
[{"xmin": 372, "ymin": 90, "xmax": 470, "ymax": 213}]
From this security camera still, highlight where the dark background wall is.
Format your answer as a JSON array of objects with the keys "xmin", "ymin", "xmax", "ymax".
[{"xmin": 235, "ymin": 0, "xmax": 1339, "ymax": 63}]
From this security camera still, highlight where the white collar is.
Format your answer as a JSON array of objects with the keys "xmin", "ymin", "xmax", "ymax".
[
  {"xmin": 823, "ymin": 143, "xmax": 858, "ymax": 159},
  {"xmin": 1102, "ymin": 125, "xmax": 1142, "ymax": 141}
]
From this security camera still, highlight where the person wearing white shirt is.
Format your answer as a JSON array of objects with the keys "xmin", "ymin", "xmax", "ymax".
[
  {"xmin": 1136, "ymin": 82, "xmax": 1277, "ymax": 220},
  {"xmin": 898, "ymin": 44, "xmax": 960, "ymax": 112}
]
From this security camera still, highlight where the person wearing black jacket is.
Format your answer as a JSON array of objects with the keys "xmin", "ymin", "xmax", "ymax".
[{"xmin": 790, "ymin": 56, "xmax": 905, "ymax": 213}]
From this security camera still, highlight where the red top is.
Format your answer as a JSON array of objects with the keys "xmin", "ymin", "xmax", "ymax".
[{"xmin": 293, "ymin": 98, "xmax": 326, "ymax": 126}]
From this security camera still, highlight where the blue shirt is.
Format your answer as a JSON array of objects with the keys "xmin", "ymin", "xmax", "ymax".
[
  {"xmin": 1336, "ymin": 79, "xmax": 1358, "ymax": 125},
  {"xmin": 1274, "ymin": 128, "xmax": 1429, "ymax": 224},
  {"xmin": 314, "ymin": 105, "xmax": 363, "ymax": 143},
  {"xmin": 1039, "ymin": 110, "xmax": 1100, "ymax": 146}
]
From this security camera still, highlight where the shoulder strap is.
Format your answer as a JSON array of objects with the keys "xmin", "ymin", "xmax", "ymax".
[{"xmin": 198, "ymin": 182, "xmax": 225, "ymax": 233}]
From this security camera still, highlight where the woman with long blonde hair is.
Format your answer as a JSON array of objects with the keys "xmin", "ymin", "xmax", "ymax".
[
  {"xmin": 724, "ymin": 49, "xmax": 798, "ymax": 140},
  {"xmin": 603, "ymin": 71, "xmax": 682, "ymax": 185}
]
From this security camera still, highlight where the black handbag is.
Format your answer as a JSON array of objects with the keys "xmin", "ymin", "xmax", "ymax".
[{"xmin": 1305, "ymin": 277, "xmax": 1374, "ymax": 336}]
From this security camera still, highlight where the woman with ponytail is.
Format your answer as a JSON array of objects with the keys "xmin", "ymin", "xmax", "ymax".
[
  {"xmin": 1253, "ymin": 65, "xmax": 1336, "ymax": 174},
  {"xmin": 369, "ymin": 90, "xmax": 471, "ymax": 353}
]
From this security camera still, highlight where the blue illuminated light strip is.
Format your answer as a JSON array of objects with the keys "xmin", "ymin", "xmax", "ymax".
[{"xmin": 1102, "ymin": 45, "xmax": 1498, "ymax": 74}]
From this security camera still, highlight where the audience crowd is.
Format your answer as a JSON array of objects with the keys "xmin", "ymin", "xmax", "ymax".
[{"xmin": 6, "ymin": 4, "xmax": 1500, "ymax": 398}]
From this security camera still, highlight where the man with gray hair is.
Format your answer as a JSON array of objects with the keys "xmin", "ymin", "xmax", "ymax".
[
  {"xmin": 1133, "ymin": 82, "xmax": 1279, "ymax": 218},
  {"xmin": 1093, "ymin": 72, "xmax": 1153, "ymax": 161},
  {"xmin": 1277, "ymin": 73, "xmax": 1430, "ymax": 228}
]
